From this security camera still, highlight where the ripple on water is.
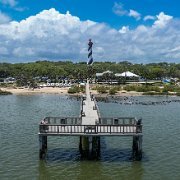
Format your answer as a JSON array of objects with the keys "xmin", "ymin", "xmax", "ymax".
[{"xmin": 1, "ymin": 95, "xmax": 180, "ymax": 179}]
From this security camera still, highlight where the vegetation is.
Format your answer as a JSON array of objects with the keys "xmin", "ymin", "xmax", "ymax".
[
  {"xmin": 0, "ymin": 83, "xmax": 9, "ymax": 88},
  {"xmin": 0, "ymin": 61, "xmax": 180, "ymax": 81},
  {"xmin": 96, "ymin": 86, "xmax": 108, "ymax": 94},
  {"xmin": 68, "ymin": 85, "xmax": 85, "ymax": 94},
  {"xmin": 124, "ymin": 85, "xmax": 161, "ymax": 92},
  {"xmin": 109, "ymin": 87, "xmax": 118, "ymax": 95},
  {"xmin": 176, "ymin": 92, "xmax": 180, "ymax": 96},
  {"xmin": 162, "ymin": 85, "xmax": 180, "ymax": 92},
  {"xmin": 0, "ymin": 61, "xmax": 179, "ymax": 96},
  {"xmin": 94, "ymin": 85, "xmax": 121, "ymax": 94},
  {"xmin": 91, "ymin": 84, "xmax": 180, "ymax": 95},
  {"xmin": 0, "ymin": 89, "xmax": 12, "ymax": 95},
  {"xmin": 142, "ymin": 92, "xmax": 164, "ymax": 95}
]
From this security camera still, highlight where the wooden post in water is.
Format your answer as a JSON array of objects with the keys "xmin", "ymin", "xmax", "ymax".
[
  {"xmin": 92, "ymin": 136, "xmax": 101, "ymax": 158},
  {"xmin": 132, "ymin": 136, "xmax": 142, "ymax": 160},
  {"xmin": 79, "ymin": 136, "xmax": 89, "ymax": 157},
  {"xmin": 132, "ymin": 119, "xmax": 142, "ymax": 160},
  {"xmin": 39, "ymin": 135, "xmax": 47, "ymax": 159},
  {"xmin": 79, "ymin": 136, "xmax": 101, "ymax": 159}
]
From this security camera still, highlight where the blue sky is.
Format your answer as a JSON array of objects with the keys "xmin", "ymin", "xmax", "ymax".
[
  {"xmin": 0, "ymin": 0, "xmax": 180, "ymax": 63},
  {"xmin": 2, "ymin": 0, "xmax": 180, "ymax": 28}
]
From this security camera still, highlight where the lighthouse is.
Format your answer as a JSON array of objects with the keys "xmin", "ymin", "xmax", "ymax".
[{"xmin": 87, "ymin": 39, "xmax": 93, "ymax": 65}]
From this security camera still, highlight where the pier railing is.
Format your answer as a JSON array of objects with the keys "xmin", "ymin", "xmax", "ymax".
[
  {"xmin": 99, "ymin": 117, "xmax": 138, "ymax": 125},
  {"xmin": 43, "ymin": 116, "xmax": 82, "ymax": 125},
  {"xmin": 39, "ymin": 124, "xmax": 142, "ymax": 135},
  {"xmin": 94, "ymin": 98, "xmax": 101, "ymax": 121}
]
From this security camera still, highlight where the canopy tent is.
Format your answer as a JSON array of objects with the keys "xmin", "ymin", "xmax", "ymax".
[
  {"xmin": 115, "ymin": 71, "xmax": 139, "ymax": 77},
  {"xmin": 96, "ymin": 70, "xmax": 113, "ymax": 77}
]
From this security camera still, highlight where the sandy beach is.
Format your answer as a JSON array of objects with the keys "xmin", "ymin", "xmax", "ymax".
[
  {"xmin": 1, "ymin": 87, "xmax": 143, "ymax": 96},
  {"xmin": 1, "ymin": 87, "xmax": 70, "ymax": 95}
]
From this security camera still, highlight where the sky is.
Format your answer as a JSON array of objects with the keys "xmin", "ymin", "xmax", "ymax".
[{"xmin": 0, "ymin": 0, "xmax": 180, "ymax": 63}]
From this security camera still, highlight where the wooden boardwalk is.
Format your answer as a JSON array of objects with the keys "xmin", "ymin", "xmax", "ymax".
[
  {"xmin": 39, "ymin": 80, "xmax": 142, "ymax": 136},
  {"xmin": 81, "ymin": 79, "xmax": 99, "ymax": 125},
  {"xmin": 38, "ymin": 79, "xmax": 143, "ymax": 160}
]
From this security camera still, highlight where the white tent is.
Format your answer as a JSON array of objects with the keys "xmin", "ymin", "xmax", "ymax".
[
  {"xmin": 115, "ymin": 71, "xmax": 139, "ymax": 77},
  {"xmin": 96, "ymin": 70, "xmax": 113, "ymax": 77}
]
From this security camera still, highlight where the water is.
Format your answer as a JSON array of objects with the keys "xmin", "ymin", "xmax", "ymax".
[{"xmin": 0, "ymin": 95, "xmax": 180, "ymax": 180}]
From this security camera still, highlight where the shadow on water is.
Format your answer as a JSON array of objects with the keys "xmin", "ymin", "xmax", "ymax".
[
  {"xmin": 101, "ymin": 148, "xmax": 134, "ymax": 162},
  {"xmin": 43, "ymin": 147, "xmax": 149, "ymax": 164},
  {"xmin": 38, "ymin": 136, "xmax": 146, "ymax": 180},
  {"xmin": 46, "ymin": 148, "xmax": 81, "ymax": 163},
  {"xmin": 46, "ymin": 148, "xmax": 133, "ymax": 163},
  {"xmin": 101, "ymin": 148, "xmax": 149, "ymax": 163},
  {"xmin": 38, "ymin": 147, "xmax": 145, "ymax": 180},
  {"xmin": 38, "ymin": 134, "xmax": 147, "ymax": 179}
]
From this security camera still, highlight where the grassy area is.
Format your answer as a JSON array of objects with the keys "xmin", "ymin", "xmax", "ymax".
[
  {"xmin": 0, "ymin": 89, "xmax": 12, "ymax": 95},
  {"xmin": 96, "ymin": 86, "xmax": 108, "ymax": 94},
  {"xmin": 92, "ymin": 84, "xmax": 180, "ymax": 96},
  {"xmin": 176, "ymin": 92, "xmax": 180, "ymax": 96},
  {"xmin": 124, "ymin": 85, "xmax": 161, "ymax": 92},
  {"xmin": 92, "ymin": 85, "xmax": 121, "ymax": 94},
  {"xmin": 68, "ymin": 85, "xmax": 85, "ymax": 94},
  {"xmin": 109, "ymin": 87, "xmax": 118, "ymax": 95}
]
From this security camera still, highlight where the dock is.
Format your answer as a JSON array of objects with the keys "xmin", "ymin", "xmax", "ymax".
[{"xmin": 39, "ymin": 80, "xmax": 143, "ymax": 160}]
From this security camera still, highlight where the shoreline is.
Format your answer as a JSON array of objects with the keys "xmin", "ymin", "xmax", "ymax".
[
  {"xmin": 1, "ymin": 87, "xmax": 70, "ymax": 95},
  {"xmin": 0, "ymin": 87, "xmax": 149, "ymax": 96},
  {"xmin": 1, "ymin": 87, "xmax": 178, "ymax": 97}
]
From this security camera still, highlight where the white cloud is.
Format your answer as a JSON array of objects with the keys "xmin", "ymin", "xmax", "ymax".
[
  {"xmin": 170, "ymin": 46, "xmax": 180, "ymax": 53},
  {"xmin": 0, "ymin": 11, "xmax": 11, "ymax": 24},
  {"xmin": 144, "ymin": 15, "xmax": 156, "ymax": 21},
  {"xmin": 0, "ymin": 9, "xmax": 179, "ymax": 63},
  {"xmin": 113, "ymin": 3, "xmax": 141, "ymax": 21},
  {"xmin": 1, "ymin": 0, "xmax": 17, "ymax": 7},
  {"xmin": 128, "ymin": 9, "xmax": 141, "ymax": 20},
  {"xmin": 0, "ymin": 47, "xmax": 8, "ymax": 55},
  {"xmin": 119, "ymin": 26, "xmax": 129, "ymax": 34},
  {"xmin": 0, "ymin": 0, "xmax": 27, "ymax": 11},
  {"xmin": 14, "ymin": 7, "xmax": 28, "ymax": 12},
  {"xmin": 153, "ymin": 12, "xmax": 173, "ymax": 28},
  {"xmin": 112, "ymin": 2, "xmax": 128, "ymax": 16}
]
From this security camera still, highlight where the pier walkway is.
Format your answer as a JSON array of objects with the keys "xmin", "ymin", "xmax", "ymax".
[
  {"xmin": 81, "ymin": 80, "xmax": 98, "ymax": 125},
  {"xmin": 38, "ymin": 79, "xmax": 143, "ymax": 160}
]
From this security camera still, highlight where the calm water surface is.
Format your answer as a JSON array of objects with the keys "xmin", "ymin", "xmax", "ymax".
[{"xmin": 0, "ymin": 94, "xmax": 180, "ymax": 180}]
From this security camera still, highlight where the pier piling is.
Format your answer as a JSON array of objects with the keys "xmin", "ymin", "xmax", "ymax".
[
  {"xmin": 79, "ymin": 136, "xmax": 100, "ymax": 159},
  {"xmin": 39, "ymin": 135, "xmax": 47, "ymax": 159},
  {"xmin": 132, "ymin": 135, "xmax": 142, "ymax": 160}
]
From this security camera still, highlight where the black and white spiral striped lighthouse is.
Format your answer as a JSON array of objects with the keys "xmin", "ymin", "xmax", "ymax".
[{"xmin": 87, "ymin": 39, "xmax": 93, "ymax": 65}]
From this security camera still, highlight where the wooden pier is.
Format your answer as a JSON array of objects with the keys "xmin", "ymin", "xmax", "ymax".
[{"xmin": 39, "ymin": 80, "xmax": 143, "ymax": 160}]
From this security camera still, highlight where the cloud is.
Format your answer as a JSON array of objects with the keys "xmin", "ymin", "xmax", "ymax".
[
  {"xmin": 1, "ymin": 0, "xmax": 17, "ymax": 7},
  {"xmin": 0, "ymin": 47, "xmax": 8, "ymax": 55},
  {"xmin": 112, "ymin": 2, "xmax": 128, "ymax": 16},
  {"xmin": 0, "ymin": 11, "xmax": 11, "ymax": 24},
  {"xmin": 0, "ymin": 9, "xmax": 179, "ymax": 63},
  {"xmin": 143, "ymin": 15, "xmax": 156, "ymax": 21},
  {"xmin": 128, "ymin": 9, "xmax": 141, "ymax": 20},
  {"xmin": 153, "ymin": 12, "xmax": 173, "ymax": 28},
  {"xmin": 119, "ymin": 26, "xmax": 129, "ymax": 34},
  {"xmin": 0, "ymin": 0, "xmax": 27, "ymax": 12},
  {"xmin": 113, "ymin": 3, "xmax": 141, "ymax": 20}
]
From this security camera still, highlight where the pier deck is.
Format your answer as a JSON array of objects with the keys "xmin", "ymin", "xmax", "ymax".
[
  {"xmin": 39, "ymin": 80, "xmax": 142, "ymax": 136},
  {"xmin": 81, "ymin": 79, "xmax": 99, "ymax": 125},
  {"xmin": 38, "ymin": 79, "xmax": 143, "ymax": 160}
]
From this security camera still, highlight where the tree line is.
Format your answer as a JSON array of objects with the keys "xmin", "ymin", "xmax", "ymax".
[{"xmin": 0, "ymin": 61, "xmax": 180, "ymax": 81}]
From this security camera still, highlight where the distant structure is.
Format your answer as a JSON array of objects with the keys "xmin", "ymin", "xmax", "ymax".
[{"xmin": 87, "ymin": 39, "xmax": 93, "ymax": 65}]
